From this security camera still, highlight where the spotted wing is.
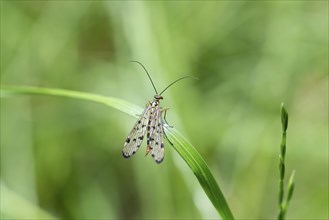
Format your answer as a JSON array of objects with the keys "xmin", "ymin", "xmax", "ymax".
[
  {"xmin": 122, "ymin": 104, "xmax": 151, "ymax": 158},
  {"xmin": 149, "ymin": 107, "xmax": 165, "ymax": 164}
]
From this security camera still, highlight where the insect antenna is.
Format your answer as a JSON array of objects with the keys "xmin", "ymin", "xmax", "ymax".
[
  {"xmin": 130, "ymin": 61, "xmax": 158, "ymax": 94},
  {"xmin": 159, "ymin": 76, "xmax": 198, "ymax": 95}
]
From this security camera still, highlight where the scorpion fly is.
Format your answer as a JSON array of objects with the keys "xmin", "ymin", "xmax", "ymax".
[{"xmin": 122, "ymin": 61, "xmax": 193, "ymax": 164}]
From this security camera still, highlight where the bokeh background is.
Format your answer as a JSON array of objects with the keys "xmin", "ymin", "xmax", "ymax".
[{"xmin": 1, "ymin": 1, "xmax": 328, "ymax": 219}]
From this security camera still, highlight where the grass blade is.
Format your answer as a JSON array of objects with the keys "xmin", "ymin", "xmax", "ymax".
[
  {"xmin": 1, "ymin": 85, "xmax": 234, "ymax": 219},
  {"xmin": 164, "ymin": 124, "xmax": 234, "ymax": 219},
  {"xmin": 1, "ymin": 85, "xmax": 142, "ymax": 116}
]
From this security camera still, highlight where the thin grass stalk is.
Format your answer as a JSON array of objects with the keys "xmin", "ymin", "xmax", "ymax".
[{"xmin": 277, "ymin": 103, "xmax": 295, "ymax": 220}]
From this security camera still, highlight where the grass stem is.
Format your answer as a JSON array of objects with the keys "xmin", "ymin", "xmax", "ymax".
[{"xmin": 277, "ymin": 103, "xmax": 295, "ymax": 220}]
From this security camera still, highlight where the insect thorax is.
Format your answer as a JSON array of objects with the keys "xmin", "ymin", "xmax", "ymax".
[
  {"xmin": 151, "ymin": 95, "xmax": 163, "ymax": 107},
  {"xmin": 151, "ymin": 100, "xmax": 159, "ymax": 107}
]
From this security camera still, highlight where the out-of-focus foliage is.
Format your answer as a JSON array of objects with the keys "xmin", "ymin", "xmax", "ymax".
[{"xmin": 1, "ymin": 1, "xmax": 327, "ymax": 219}]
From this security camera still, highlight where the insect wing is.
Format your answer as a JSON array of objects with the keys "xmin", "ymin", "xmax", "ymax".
[
  {"xmin": 122, "ymin": 104, "xmax": 151, "ymax": 158},
  {"xmin": 149, "ymin": 107, "xmax": 165, "ymax": 163}
]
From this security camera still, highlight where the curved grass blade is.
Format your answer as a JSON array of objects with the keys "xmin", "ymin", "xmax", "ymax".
[
  {"xmin": 1, "ymin": 85, "xmax": 143, "ymax": 116},
  {"xmin": 164, "ymin": 124, "xmax": 234, "ymax": 219},
  {"xmin": 1, "ymin": 85, "xmax": 234, "ymax": 219}
]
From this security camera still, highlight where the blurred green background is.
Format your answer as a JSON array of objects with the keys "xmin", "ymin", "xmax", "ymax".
[{"xmin": 1, "ymin": 1, "xmax": 328, "ymax": 219}]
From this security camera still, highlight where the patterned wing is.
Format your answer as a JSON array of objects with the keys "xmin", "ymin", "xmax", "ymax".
[
  {"xmin": 149, "ymin": 107, "xmax": 165, "ymax": 163},
  {"xmin": 122, "ymin": 104, "xmax": 151, "ymax": 158}
]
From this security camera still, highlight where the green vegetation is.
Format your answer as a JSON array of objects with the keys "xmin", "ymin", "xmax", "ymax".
[
  {"xmin": 1, "ymin": 85, "xmax": 234, "ymax": 219},
  {"xmin": 278, "ymin": 103, "xmax": 295, "ymax": 219},
  {"xmin": 1, "ymin": 1, "xmax": 327, "ymax": 219}
]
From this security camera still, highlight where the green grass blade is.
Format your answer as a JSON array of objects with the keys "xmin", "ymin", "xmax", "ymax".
[
  {"xmin": 1, "ymin": 85, "xmax": 143, "ymax": 117},
  {"xmin": 1, "ymin": 85, "xmax": 234, "ymax": 219},
  {"xmin": 164, "ymin": 125, "xmax": 234, "ymax": 219}
]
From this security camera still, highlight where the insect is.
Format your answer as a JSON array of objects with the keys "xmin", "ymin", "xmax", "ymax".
[{"xmin": 122, "ymin": 61, "xmax": 193, "ymax": 164}]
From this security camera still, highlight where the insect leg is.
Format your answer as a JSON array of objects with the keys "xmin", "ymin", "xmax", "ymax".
[
  {"xmin": 136, "ymin": 102, "xmax": 151, "ymax": 117},
  {"xmin": 161, "ymin": 108, "xmax": 173, "ymax": 128}
]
